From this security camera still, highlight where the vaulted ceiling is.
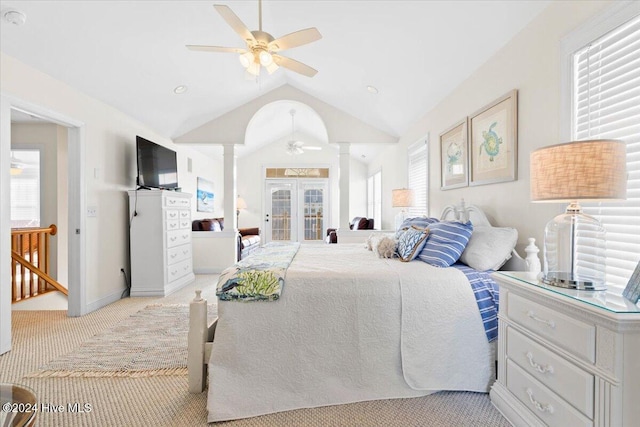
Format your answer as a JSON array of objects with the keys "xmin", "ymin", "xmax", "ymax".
[{"xmin": 1, "ymin": 0, "xmax": 551, "ymax": 155}]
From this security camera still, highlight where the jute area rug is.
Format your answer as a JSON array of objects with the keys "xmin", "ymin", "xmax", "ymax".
[{"xmin": 27, "ymin": 304, "xmax": 213, "ymax": 378}]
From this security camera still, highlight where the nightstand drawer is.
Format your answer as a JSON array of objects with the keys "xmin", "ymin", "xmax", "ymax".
[
  {"xmin": 507, "ymin": 360, "xmax": 592, "ymax": 427},
  {"xmin": 507, "ymin": 292, "xmax": 595, "ymax": 362},
  {"xmin": 507, "ymin": 326, "xmax": 594, "ymax": 417}
]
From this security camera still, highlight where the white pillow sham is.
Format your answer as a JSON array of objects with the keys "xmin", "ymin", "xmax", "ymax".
[{"xmin": 460, "ymin": 226, "xmax": 518, "ymax": 271}]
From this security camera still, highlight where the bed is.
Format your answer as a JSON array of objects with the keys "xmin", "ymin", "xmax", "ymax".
[{"xmin": 188, "ymin": 203, "xmax": 531, "ymax": 422}]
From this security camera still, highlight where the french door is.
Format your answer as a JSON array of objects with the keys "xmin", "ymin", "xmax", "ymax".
[{"xmin": 264, "ymin": 179, "xmax": 328, "ymax": 243}]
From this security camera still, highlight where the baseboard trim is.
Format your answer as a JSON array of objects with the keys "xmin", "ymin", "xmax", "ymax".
[
  {"xmin": 194, "ymin": 267, "xmax": 224, "ymax": 274},
  {"xmin": 85, "ymin": 288, "xmax": 125, "ymax": 314}
]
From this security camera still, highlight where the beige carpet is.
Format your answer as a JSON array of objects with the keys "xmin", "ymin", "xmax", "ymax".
[{"xmin": 0, "ymin": 276, "xmax": 511, "ymax": 426}]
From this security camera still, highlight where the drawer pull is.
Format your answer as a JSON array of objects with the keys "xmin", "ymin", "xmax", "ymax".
[
  {"xmin": 527, "ymin": 310, "xmax": 556, "ymax": 329},
  {"xmin": 170, "ymin": 237, "xmax": 177, "ymax": 242},
  {"xmin": 526, "ymin": 388, "xmax": 554, "ymax": 414},
  {"xmin": 526, "ymin": 352, "xmax": 554, "ymax": 374},
  {"xmin": 171, "ymin": 254, "xmax": 177, "ymax": 259}
]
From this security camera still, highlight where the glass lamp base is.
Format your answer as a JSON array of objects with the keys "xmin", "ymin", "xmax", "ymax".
[{"xmin": 541, "ymin": 272, "xmax": 607, "ymax": 291}]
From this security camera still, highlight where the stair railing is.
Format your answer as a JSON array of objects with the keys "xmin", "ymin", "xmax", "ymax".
[{"xmin": 10, "ymin": 224, "xmax": 68, "ymax": 302}]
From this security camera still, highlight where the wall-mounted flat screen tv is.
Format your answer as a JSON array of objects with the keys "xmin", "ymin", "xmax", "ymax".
[{"xmin": 136, "ymin": 136, "xmax": 179, "ymax": 189}]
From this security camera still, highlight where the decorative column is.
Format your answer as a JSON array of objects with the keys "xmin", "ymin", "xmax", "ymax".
[
  {"xmin": 223, "ymin": 143, "xmax": 238, "ymax": 260},
  {"xmin": 223, "ymin": 144, "xmax": 237, "ymax": 229},
  {"xmin": 338, "ymin": 142, "xmax": 351, "ymax": 230}
]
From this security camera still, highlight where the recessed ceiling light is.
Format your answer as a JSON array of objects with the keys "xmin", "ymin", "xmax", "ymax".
[
  {"xmin": 173, "ymin": 85, "xmax": 188, "ymax": 94},
  {"xmin": 366, "ymin": 85, "xmax": 379, "ymax": 94},
  {"xmin": 3, "ymin": 9, "xmax": 27, "ymax": 26}
]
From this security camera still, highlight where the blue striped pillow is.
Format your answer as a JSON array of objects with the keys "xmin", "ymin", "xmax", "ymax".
[{"xmin": 418, "ymin": 221, "xmax": 474, "ymax": 267}]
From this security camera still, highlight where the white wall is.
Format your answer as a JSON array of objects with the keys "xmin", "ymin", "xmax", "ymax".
[
  {"xmin": 1, "ymin": 52, "xmax": 220, "ymax": 313},
  {"xmin": 369, "ymin": 0, "xmax": 612, "ymax": 251}
]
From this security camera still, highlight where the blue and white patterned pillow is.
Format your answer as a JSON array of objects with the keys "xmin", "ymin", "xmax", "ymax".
[
  {"xmin": 418, "ymin": 221, "xmax": 474, "ymax": 267},
  {"xmin": 396, "ymin": 226, "xmax": 430, "ymax": 262},
  {"xmin": 395, "ymin": 217, "xmax": 439, "ymax": 239}
]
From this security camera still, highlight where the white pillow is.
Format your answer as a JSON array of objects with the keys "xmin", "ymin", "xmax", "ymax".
[{"xmin": 460, "ymin": 226, "xmax": 518, "ymax": 271}]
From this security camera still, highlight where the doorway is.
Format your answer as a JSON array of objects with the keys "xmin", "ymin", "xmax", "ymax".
[
  {"xmin": 264, "ymin": 178, "xmax": 329, "ymax": 244},
  {"xmin": 1, "ymin": 96, "xmax": 86, "ymax": 355}
]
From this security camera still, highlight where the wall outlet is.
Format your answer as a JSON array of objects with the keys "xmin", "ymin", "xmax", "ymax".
[{"xmin": 87, "ymin": 206, "xmax": 98, "ymax": 217}]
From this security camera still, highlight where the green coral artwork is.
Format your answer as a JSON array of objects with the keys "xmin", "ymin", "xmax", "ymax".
[
  {"xmin": 234, "ymin": 270, "xmax": 281, "ymax": 298},
  {"xmin": 479, "ymin": 122, "xmax": 503, "ymax": 161}
]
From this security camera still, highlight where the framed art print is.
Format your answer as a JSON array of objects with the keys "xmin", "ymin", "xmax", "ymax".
[
  {"xmin": 469, "ymin": 89, "xmax": 518, "ymax": 186},
  {"xmin": 196, "ymin": 177, "xmax": 214, "ymax": 213},
  {"xmin": 622, "ymin": 260, "xmax": 640, "ymax": 304},
  {"xmin": 440, "ymin": 118, "xmax": 468, "ymax": 190}
]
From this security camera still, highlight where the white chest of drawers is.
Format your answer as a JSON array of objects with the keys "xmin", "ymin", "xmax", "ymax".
[
  {"xmin": 128, "ymin": 190, "xmax": 195, "ymax": 297},
  {"xmin": 491, "ymin": 272, "xmax": 640, "ymax": 427}
]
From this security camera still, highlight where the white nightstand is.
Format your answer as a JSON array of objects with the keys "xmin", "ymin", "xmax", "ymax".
[{"xmin": 491, "ymin": 271, "xmax": 640, "ymax": 427}]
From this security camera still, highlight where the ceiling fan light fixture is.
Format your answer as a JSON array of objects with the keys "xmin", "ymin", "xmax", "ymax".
[
  {"xmin": 246, "ymin": 61, "xmax": 261, "ymax": 76},
  {"xmin": 259, "ymin": 50, "xmax": 273, "ymax": 66},
  {"xmin": 265, "ymin": 61, "xmax": 279, "ymax": 74},
  {"xmin": 239, "ymin": 51, "xmax": 255, "ymax": 68}
]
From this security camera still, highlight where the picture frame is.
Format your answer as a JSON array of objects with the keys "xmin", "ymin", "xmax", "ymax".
[
  {"xmin": 622, "ymin": 260, "xmax": 640, "ymax": 304},
  {"xmin": 196, "ymin": 177, "xmax": 214, "ymax": 213},
  {"xmin": 469, "ymin": 89, "xmax": 518, "ymax": 186},
  {"xmin": 440, "ymin": 118, "xmax": 468, "ymax": 190}
]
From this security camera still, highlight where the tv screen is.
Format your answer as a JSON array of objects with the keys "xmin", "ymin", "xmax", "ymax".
[{"xmin": 136, "ymin": 136, "xmax": 178, "ymax": 189}]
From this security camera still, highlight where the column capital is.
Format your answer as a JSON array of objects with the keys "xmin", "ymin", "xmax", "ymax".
[{"xmin": 337, "ymin": 142, "xmax": 351, "ymax": 155}]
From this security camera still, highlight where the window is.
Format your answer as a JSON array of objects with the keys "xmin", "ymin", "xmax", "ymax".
[
  {"xmin": 407, "ymin": 138, "xmax": 429, "ymax": 217},
  {"xmin": 564, "ymin": 7, "xmax": 640, "ymax": 292},
  {"xmin": 10, "ymin": 149, "xmax": 41, "ymax": 228},
  {"xmin": 367, "ymin": 170, "xmax": 381, "ymax": 229}
]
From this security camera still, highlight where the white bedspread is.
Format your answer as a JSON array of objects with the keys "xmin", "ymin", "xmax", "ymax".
[{"xmin": 207, "ymin": 244, "xmax": 495, "ymax": 422}]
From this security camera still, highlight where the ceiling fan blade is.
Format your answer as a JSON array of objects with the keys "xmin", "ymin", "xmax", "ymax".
[
  {"xmin": 303, "ymin": 146, "xmax": 322, "ymax": 151},
  {"xmin": 213, "ymin": 4, "xmax": 256, "ymax": 44},
  {"xmin": 186, "ymin": 45, "xmax": 246, "ymax": 54},
  {"xmin": 268, "ymin": 28, "xmax": 322, "ymax": 52},
  {"xmin": 273, "ymin": 55, "xmax": 318, "ymax": 77}
]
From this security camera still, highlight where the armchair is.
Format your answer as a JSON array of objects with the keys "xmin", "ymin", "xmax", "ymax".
[{"xmin": 349, "ymin": 217, "xmax": 375, "ymax": 230}]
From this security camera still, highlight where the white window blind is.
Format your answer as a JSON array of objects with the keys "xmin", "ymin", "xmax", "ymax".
[
  {"xmin": 10, "ymin": 149, "xmax": 41, "ymax": 228},
  {"xmin": 407, "ymin": 139, "xmax": 428, "ymax": 217},
  {"xmin": 367, "ymin": 170, "xmax": 382, "ymax": 229},
  {"xmin": 573, "ymin": 14, "xmax": 640, "ymax": 292}
]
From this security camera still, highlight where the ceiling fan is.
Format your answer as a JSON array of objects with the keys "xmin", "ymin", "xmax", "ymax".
[
  {"xmin": 187, "ymin": 0, "xmax": 322, "ymax": 78},
  {"xmin": 286, "ymin": 109, "xmax": 321, "ymax": 155}
]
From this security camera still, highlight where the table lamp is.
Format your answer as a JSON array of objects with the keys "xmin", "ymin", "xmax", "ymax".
[
  {"xmin": 392, "ymin": 188, "xmax": 414, "ymax": 230},
  {"xmin": 236, "ymin": 196, "xmax": 247, "ymax": 225},
  {"xmin": 530, "ymin": 139, "xmax": 627, "ymax": 290}
]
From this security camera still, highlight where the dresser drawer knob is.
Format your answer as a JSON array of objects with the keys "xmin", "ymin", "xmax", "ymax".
[
  {"xmin": 527, "ymin": 310, "xmax": 556, "ymax": 329},
  {"xmin": 526, "ymin": 352, "xmax": 554, "ymax": 374},
  {"xmin": 526, "ymin": 388, "xmax": 554, "ymax": 414}
]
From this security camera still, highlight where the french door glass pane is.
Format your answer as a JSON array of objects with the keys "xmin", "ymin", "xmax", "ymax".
[
  {"xmin": 271, "ymin": 189, "xmax": 292, "ymax": 241},
  {"xmin": 303, "ymin": 188, "xmax": 324, "ymax": 241}
]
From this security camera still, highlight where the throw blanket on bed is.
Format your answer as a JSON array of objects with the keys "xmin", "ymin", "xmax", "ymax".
[
  {"xmin": 216, "ymin": 242, "xmax": 300, "ymax": 302},
  {"xmin": 451, "ymin": 264, "xmax": 500, "ymax": 342}
]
